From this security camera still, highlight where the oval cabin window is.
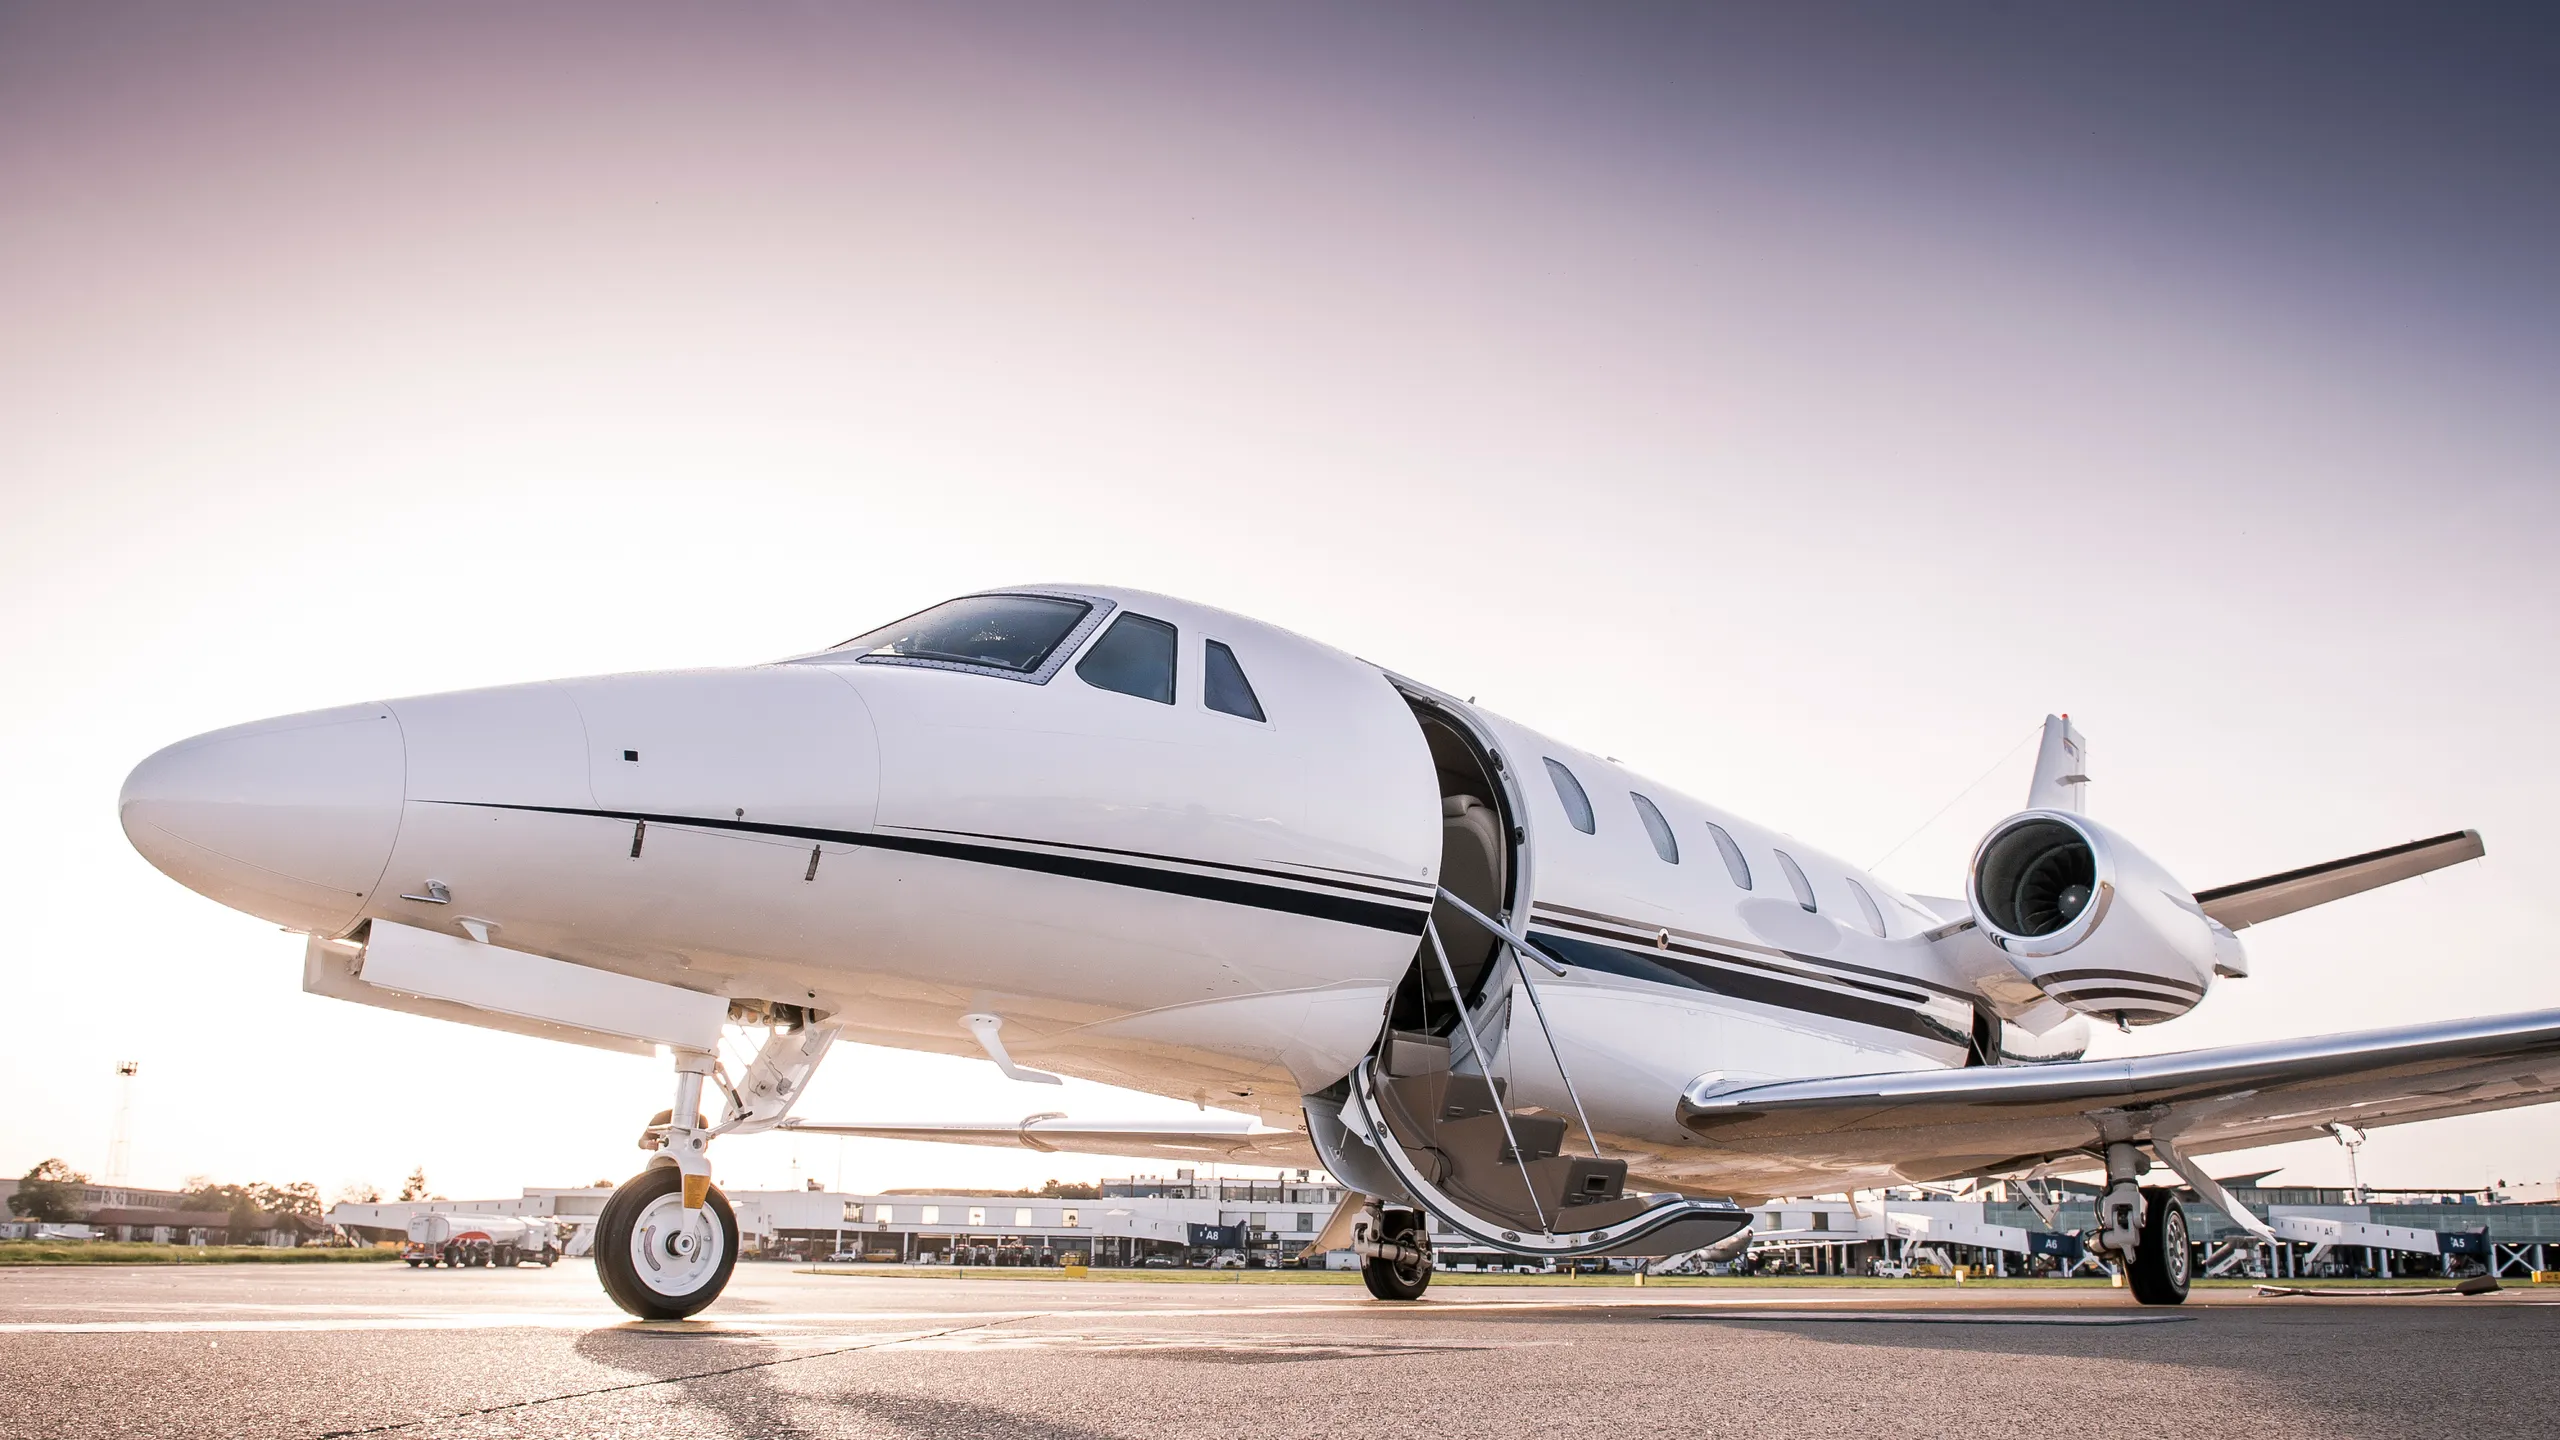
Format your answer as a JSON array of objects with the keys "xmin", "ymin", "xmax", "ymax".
[
  {"xmin": 1705, "ymin": 822, "xmax": 1752, "ymax": 890},
  {"xmin": 1543, "ymin": 758, "xmax": 1596, "ymax": 834},
  {"xmin": 1847, "ymin": 878, "xmax": 1888, "ymax": 937},
  {"xmin": 1631, "ymin": 793, "xmax": 1679, "ymax": 863},
  {"xmin": 1773, "ymin": 849, "xmax": 1817, "ymax": 913}
]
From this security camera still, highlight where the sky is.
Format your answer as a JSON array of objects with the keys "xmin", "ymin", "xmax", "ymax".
[{"xmin": 3, "ymin": 1, "xmax": 2556, "ymax": 1205}]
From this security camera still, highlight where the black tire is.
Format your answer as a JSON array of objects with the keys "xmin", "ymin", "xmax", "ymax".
[
  {"xmin": 2128, "ymin": 1188, "xmax": 2191, "ymax": 1305},
  {"xmin": 404, "ymin": 1258, "xmax": 421, "ymax": 1268},
  {"xmin": 1360, "ymin": 1210, "xmax": 1432, "ymax": 1302},
  {"xmin": 596, "ymin": 1167, "xmax": 740, "ymax": 1320},
  {"xmin": 541, "ymin": 1245, "xmax": 560, "ymax": 1267}
]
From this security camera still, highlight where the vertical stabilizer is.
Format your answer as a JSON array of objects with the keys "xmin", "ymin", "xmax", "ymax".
[{"xmin": 2027, "ymin": 714, "xmax": 2089, "ymax": 814}]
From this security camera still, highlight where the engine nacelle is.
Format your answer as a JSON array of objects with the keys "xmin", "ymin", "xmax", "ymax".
[{"xmin": 1966, "ymin": 810, "xmax": 2241, "ymax": 1027}]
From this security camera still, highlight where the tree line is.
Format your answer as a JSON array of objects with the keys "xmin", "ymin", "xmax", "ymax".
[{"xmin": 8, "ymin": 1158, "xmax": 326, "ymax": 1230}]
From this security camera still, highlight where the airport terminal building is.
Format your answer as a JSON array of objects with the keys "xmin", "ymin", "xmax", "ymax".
[
  {"xmin": 319, "ymin": 1172, "xmax": 2560, "ymax": 1278},
  {"xmin": 330, "ymin": 1173, "xmax": 1425, "ymax": 1268}
]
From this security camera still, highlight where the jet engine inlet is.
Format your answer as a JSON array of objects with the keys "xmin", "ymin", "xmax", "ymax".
[
  {"xmin": 1964, "ymin": 809, "xmax": 2225, "ymax": 1026},
  {"xmin": 1975, "ymin": 818, "xmax": 2096, "ymax": 937}
]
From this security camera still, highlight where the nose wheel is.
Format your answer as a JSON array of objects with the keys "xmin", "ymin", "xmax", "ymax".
[{"xmin": 596, "ymin": 1166, "xmax": 740, "ymax": 1319}]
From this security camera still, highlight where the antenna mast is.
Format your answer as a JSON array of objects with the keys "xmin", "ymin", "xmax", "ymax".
[{"xmin": 106, "ymin": 1061, "xmax": 140, "ymax": 1184}]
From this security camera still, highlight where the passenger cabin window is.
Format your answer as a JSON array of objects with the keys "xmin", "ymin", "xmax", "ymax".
[
  {"xmin": 1203, "ymin": 639, "xmax": 1266, "ymax": 721},
  {"xmin": 1847, "ymin": 879, "xmax": 1888, "ymax": 938},
  {"xmin": 1773, "ymin": 849, "xmax": 1817, "ymax": 912},
  {"xmin": 1076, "ymin": 613, "xmax": 1178, "ymax": 703},
  {"xmin": 833, "ymin": 593, "xmax": 1093, "ymax": 674},
  {"xmin": 1705, "ymin": 822, "xmax": 1752, "ymax": 890},
  {"xmin": 1630, "ymin": 793, "xmax": 1679, "ymax": 863},
  {"xmin": 1544, "ymin": 758, "xmax": 1596, "ymax": 834}
]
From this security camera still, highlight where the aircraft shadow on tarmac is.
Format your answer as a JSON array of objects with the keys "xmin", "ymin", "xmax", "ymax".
[{"xmin": 569, "ymin": 1325, "xmax": 1126, "ymax": 1440}]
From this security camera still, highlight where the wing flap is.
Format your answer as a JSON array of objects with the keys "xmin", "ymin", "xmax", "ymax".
[
  {"xmin": 778, "ymin": 1114, "xmax": 1321, "ymax": 1168},
  {"xmin": 1679, "ymin": 1007, "xmax": 2560, "ymax": 1183},
  {"xmin": 2194, "ymin": 829, "xmax": 2483, "ymax": 931}
]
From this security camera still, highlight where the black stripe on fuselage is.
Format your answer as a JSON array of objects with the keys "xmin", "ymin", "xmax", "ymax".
[
  {"xmin": 436, "ymin": 802, "xmax": 1432, "ymax": 935},
  {"xmin": 1529, "ymin": 910, "xmax": 1937, "ymax": 1007},
  {"xmin": 898, "ymin": 825, "xmax": 1434, "ymax": 903},
  {"xmin": 1530, "ymin": 901, "xmax": 1977, "ymax": 1003},
  {"xmin": 1528, "ymin": 929, "xmax": 1969, "ymax": 1050}
]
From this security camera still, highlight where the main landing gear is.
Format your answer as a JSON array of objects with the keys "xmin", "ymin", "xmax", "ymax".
[
  {"xmin": 2093, "ymin": 1141, "xmax": 2190, "ymax": 1306},
  {"xmin": 1356, "ymin": 1207, "xmax": 1433, "ymax": 1301}
]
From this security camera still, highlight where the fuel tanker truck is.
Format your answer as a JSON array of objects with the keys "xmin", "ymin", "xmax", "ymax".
[{"xmin": 403, "ymin": 1213, "xmax": 563, "ymax": 1269}]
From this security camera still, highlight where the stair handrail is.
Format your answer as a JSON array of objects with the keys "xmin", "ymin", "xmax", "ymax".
[
  {"xmin": 1435, "ymin": 886, "xmax": 1603, "ymax": 1159},
  {"xmin": 1423, "ymin": 917, "xmax": 1549, "ymax": 1233}
]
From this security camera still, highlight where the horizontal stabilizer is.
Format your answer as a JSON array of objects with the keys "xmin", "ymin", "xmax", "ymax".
[
  {"xmin": 2194, "ymin": 829, "xmax": 2484, "ymax": 931},
  {"xmin": 778, "ymin": 1114, "xmax": 1319, "ymax": 1168}
]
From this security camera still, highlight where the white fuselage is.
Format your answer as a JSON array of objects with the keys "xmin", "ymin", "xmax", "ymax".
[{"xmin": 121, "ymin": 585, "xmax": 2105, "ymax": 1195}]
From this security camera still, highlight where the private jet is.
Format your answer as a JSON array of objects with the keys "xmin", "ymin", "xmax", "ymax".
[{"xmin": 118, "ymin": 586, "xmax": 2550, "ymax": 1316}]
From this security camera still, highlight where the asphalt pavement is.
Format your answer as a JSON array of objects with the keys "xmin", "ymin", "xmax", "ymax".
[{"xmin": 2, "ymin": 1262, "xmax": 2551, "ymax": 1439}]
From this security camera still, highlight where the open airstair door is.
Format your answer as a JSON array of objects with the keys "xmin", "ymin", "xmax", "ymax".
[
  {"xmin": 1322, "ymin": 684, "xmax": 1749, "ymax": 1264},
  {"xmin": 1344, "ymin": 1032, "xmax": 1747, "ymax": 1258}
]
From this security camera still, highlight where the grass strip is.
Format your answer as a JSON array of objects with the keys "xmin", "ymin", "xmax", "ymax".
[{"xmin": 0, "ymin": 1242, "xmax": 401, "ymax": 1266}]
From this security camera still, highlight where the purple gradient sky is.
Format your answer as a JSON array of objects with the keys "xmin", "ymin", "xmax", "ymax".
[{"xmin": 3, "ymin": 3, "xmax": 2555, "ymax": 1201}]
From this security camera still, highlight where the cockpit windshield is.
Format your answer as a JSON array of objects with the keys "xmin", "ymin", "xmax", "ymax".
[{"xmin": 828, "ymin": 594, "xmax": 1094, "ymax": 673}]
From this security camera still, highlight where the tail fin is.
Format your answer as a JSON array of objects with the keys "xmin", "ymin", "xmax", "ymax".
[{"xmin": 2026, "ymin": 714, "xmax": 2089, "ymax": 814}]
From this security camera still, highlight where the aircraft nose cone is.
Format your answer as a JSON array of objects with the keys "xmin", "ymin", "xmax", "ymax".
[{"xmin": 119, "ymin": 703, "xmax": 406, "ymax": 934}]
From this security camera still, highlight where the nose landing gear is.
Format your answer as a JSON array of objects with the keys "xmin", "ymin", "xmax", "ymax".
[
  {"xmin": 595, "ymin": 1020, "xmax": 839, "ymax": 1319},
  {"xmin": 597, "ymin": 1045, "xmax": 735, "ymax": 1319}
]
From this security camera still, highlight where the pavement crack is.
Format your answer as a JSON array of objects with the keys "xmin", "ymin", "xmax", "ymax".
[{"xmin": 307, "ymin": 1310, "xmax": 1055, "ymax": 1438}]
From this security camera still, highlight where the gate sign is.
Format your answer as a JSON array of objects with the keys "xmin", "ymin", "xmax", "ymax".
[
  {"xmin": 2437, "ymin": 1228, "xmax": 2489, "ymax": 1258},
  {"xmin": 1187, "ymin": 1223, "xmax": 1241, "ymax": 1248},
  {"xmin": 2025, "ymin": 1231, "xmax": 2085, "ymax": 1262}
]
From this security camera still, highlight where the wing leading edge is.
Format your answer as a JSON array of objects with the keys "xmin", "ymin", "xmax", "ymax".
[
  {"xmin": 1679, "ymin": 1006, "xmax": 2560, "ymax": 1187},
  {"xmin": 2194, "ymin": 829, "xmax": 2483, "ymax": 931}
]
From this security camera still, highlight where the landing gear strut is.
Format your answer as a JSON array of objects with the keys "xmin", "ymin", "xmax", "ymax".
[
  {"xmin": 2093, "ymin": 1140, "xmax": 2190, "ymax": 1306},
  {"xmin": 597, "ymin": 1046, "xmax": 737, "ymax": 1319},
  {"xmin": 1357, "ymin": 1206, "xmax": 1433, "ymax": 1301}
]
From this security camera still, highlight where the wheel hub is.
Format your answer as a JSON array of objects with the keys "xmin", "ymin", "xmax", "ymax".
[{"xmin": 628, "ymin": 1192, "xmax": 726, "ymax": 1298}]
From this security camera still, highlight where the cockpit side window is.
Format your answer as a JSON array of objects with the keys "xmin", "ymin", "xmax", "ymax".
[
  {"xmin": 1544, "ymin": 758, "xmax": 1596, "ymax": 834},
  {"xmin": 1773, "ymin": 849, "xmax": 1817, "ymax": 913},
  {"xmin": 829, "ymin": 594, "xmax": 1097, "ymax": 679},
  {"xmin": 1076, "ymin": 613, "xmax": 1178, "ymax": 704},
  {"xmin": 1202, "ymin": 640, "xmax": 1265, "ymax": 721},
  {"xmin": 1705, "ymin": 822, "xmax": 1752, "ymax": 890},
  {"xmin": 1630, "ymin": 793, "xmax": 1679, "ymax": 863}
]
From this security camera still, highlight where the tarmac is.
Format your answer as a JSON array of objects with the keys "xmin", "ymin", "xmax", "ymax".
[{"xmin": 3, "ymin": 1262, "xmax": 2553, "ymax": 1439}]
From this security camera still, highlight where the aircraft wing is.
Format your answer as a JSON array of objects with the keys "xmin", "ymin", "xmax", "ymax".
[
  {"xmin": 778, "ymin": 1114, "xmax": 1322, "ymax": 1168},
  {"xmin": 1678, "ymin": 1007, "xmax": 2560, "ymax": 1186},
  {"xmin": 2193, "ymin": 829, "xmax": 2482, "ymax": 931}
]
